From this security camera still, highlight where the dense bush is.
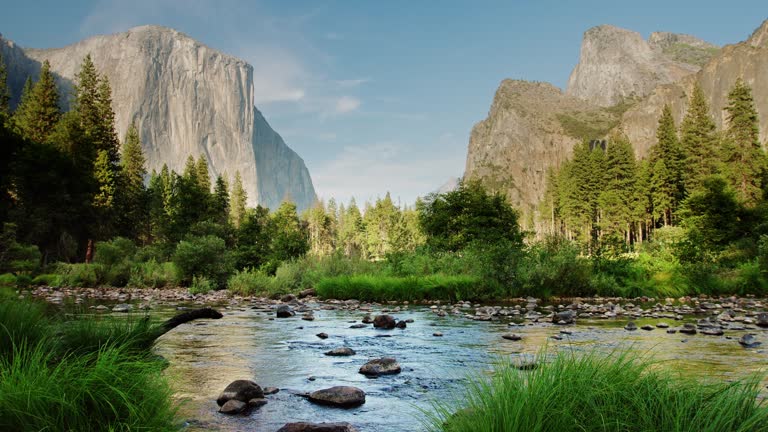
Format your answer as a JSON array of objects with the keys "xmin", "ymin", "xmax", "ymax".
[
  {"xmin": 128, "ymin": 260, "xmax": 178, "ymax": 288},
  {"xmin": 316, "ymin": 274, "xmax": 483, "ymax": 302},
  {"xmin": 227, "ymin": 268, "xmax": 273, "ymax": 296},
  {"xmin": 189, "ymin": 275, "xmax": 215, "ymax": 294},
  {"xmin": 172, "ymin": 235, "xmax": 232, "ymax": 287}
]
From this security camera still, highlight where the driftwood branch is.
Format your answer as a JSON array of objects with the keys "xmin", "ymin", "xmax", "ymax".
[{"xmin": 159, "ymin": 307, "xmax": 223, "ymax": 335}]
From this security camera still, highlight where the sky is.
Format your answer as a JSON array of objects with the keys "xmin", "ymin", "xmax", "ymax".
[{"xmin": 1, "ymin": 0, "xmax": 766, "ymax": 207}]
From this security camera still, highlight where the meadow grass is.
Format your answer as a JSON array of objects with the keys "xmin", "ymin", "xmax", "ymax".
[
  {"xmin": 0, "ymin": 299, "xmax": 180, "ymax": 431},
  {"xmin": 426, "ymin": 349, "xmax": 768, "ymax": 432},
  {"xmin": 316, "ymin": 274, "xmax": 484, "ymax": 302}
]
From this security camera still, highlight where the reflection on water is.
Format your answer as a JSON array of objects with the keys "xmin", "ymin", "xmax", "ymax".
[{"xmin": 145, "ymin": 303, "xmax": 768, "ymax": 431}]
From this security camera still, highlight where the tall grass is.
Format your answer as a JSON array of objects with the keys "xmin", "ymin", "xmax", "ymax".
[
  {"xmin": 0, "ymin": 299, "xmax": 180, "ymax": 431},
  {"xmin": 427, "ymin": 349, "xmax": 768, "ymax": 432},
  {"xmin": 316, "ymin": 274, "xmax": 484, "ymax": 302}
]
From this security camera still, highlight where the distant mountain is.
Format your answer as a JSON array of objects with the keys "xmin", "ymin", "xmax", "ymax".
[
  {"xmin": 434, "ymin": 177, "xmax": 461, "ymax": 194},
  {"xmin": 465, "ymin": 20, "xmax": 768, "ymax": 225},
  {"xmin": 0, "ymin": 25, "xmax": 317, "ymax": 211}
]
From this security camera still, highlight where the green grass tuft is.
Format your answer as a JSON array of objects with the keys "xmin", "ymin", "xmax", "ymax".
[{"xmin": 316, "ymin": 274, "xmax": 484, "ymax": 302}]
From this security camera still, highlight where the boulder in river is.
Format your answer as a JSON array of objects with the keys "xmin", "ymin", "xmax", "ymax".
[
  {"xmin": 316, "ymin": 333, "xmax": 329, "ymax": 339},
  {"xmin": 552, "ymin": 310, "xmax": 575, "ymax": 325},
  {"xmin": 757, "ymin": 313, "xmax": 768, "ymax": 327},
  {"xmin": 276, "ymin": 422, "xmax": 359, "ymax": 432},
  {"xmin": 298, "ymin": 288, "xmax": 316, "ymax": 298},
  {"xmin": 307, "ymin": 386, "xmax": 366, "ymax": 407},
  {"xmin": 739, "ymin": 334, "xmax": 762, "ymax": 348},
  {"xmin": 502, "ymin": 334, "xmax": 522, "ymax": 341},
  {"xmin": 248, "ymin": 398, "xmax": 268, "ymax": 408},
  {"xmin": 361, "ymin": 314, "xmax": 373, "ymax": 324},
  {"xmin": 373, "ymin": 315, "xmax": 396, "ymax": 329},
  {"xmin": 277, "ymin": 305, "xmax": 295, "ymax": 318},
  {"xmin": 325, "ymin": 347, "xmax": 356, "ymax": 356},
  {"xmin": 624, "ymin": 321, "xmax": 638, "ymax": 331},
  {"xmin": 112, "ymin": 303, "xmax": 132, "ymax": 313},
  {"xmin": 641, "ymin": 325, "xmax": 654, "ymax": 331},
  {"xmin": 216, "ymin": 380, "xmax": 264, "ymax": 406},
  {"xmin": 359, "ymin": 358, "xmax": 401, "ymax": 376},
  {"xmin": 679, "ymin": 323, "xmax": 697, "ymax": 335},
  {"xmin": 395, "ymin": 320, "xmax": 407, "ymax": 329}
]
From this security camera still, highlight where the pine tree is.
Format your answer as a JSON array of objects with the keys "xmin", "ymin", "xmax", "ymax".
[
  {"xmin": 722, "ymin": 78, "xmax": 765, "ymax": 206},
  {"xmin": 632, "ymin": 159, "xmax": 654, "ymax": 242},
  {"xmin": 212, "ymin": 175, "xmax": 230, "ymax": 225},
  {"xmin": 680, "ymin": 83, "xmax": 718, "ymax": 192},
  {"xmin": 0, "ymin": 51, "xmax": 10, "ymax": 119},
  {"xmin": 598, "ymin": 135, "xmax": 637, "ymax": 245},
  {"xmin": 13, "ymin": 60, "xmax": 60, "ymax": 143},
  {"xmin": 117, "ymin": 123, "xmax": 148, "ymax": 240},
  {"xmin": 195, "ymin": 156, "xmax": 211, "ymax": 193},
  {"xmin": 74, "ymin": 55, "xmax": 100, "ymax": 146},
  {"xmin": 95, "ymin": 77, "xmax": 120, "ymax": 161},
  {"xmin": 229, "ymin": 171, "xmax": 247, "ymax": 228},
  {"xmin": 649, "ymin": 105, "xmax": 685, "ymax": 225}
]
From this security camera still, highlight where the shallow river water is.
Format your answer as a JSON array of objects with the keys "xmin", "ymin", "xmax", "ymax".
[{"xmin": 132, "ymin": 300, "xmax": 768, "ymax": 432}]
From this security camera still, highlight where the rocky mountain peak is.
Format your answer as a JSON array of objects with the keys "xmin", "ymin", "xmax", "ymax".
[
  {"xmin": 566, "ymin": 24, "xmax": 716, "ymax": 107},
  {"xmin": 748, "ymin": 19, "xmax": 768, "ymax": 47}
]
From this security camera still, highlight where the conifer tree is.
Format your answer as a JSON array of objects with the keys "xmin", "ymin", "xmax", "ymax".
[
  {"xmin": 680, "ymin": 83, "xmax": 718, "ymax": 192},
  {"xmin": 95, "ymin": 77, "xmax": 120, "ymax": 161},
  {"xmin": 632, "ymin": 159, "xmax": 654, "ymax": 242},
  {"xmin": 13, "ymin": 60, "xmax": 60, "ymax": 143},
  {"xmin": 0, "ymin": 51, "xmax": 10, "ymax": 119},
  {"xmin": 212, "ymin": 175, "xmax": 230, "ymax": 225},
  {"xmin": 229, "ymin": 171, "xmax": 247, "ymax": 228},
  {"xmin": 195, "ymin": 156, "xmax": 211, "ymax": 193},
  {"xmin": 117, "ymin": 123, "xmax": 148, "ymax": 240},
  {"xmin": 649, "ymin": 105, "xmax": 685, "ymax": 225},
  {"xmin": 722, "ymin": 78, "xmax": 765, "ymax": 206},
  {"xmin": 598, "ymin": 135, "xmax": 637, "ymax": 244}
]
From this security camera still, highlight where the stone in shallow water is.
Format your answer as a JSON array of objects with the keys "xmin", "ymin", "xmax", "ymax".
[
  {"xmin": 373, "ymin": 315, "xmax": 396, "ymax": 329},
  {"xmin": 216, "ymin": 380, "xmax": 263, "ymax": 406},
  {"xmin": 641, "ymin": 325, "xmax": 654, "ymax": 331},
  {"xmin": 325, "ymin": 347, "xmax": 356, "ymax": 356},
  {"xmin": 624, "ymin": 321, "xmax": 638, "ymax": 331},
  {"xmin": 739, "ymin": 334, "xmax": 761, "ymax": 348},
  {"xmin": 276, "ymin": 422, "xmax": 359, "ymax": 432},
  {"xmin": 656, "ymin": 322, "xmax": 669, "ymax": 328},
  {"xmin": 263, "ymin": 387, "xmax": 280, "ymax": 395},
  {"xmin": 316, "ymin": 332, "xmax": 329, "ymax": 339},
  {"xmin": 308, "ymin": 386, "xmax": 365, "ymax": 407},
  {"xmin": 276, "ymin": 305, "xmax": 295, "ymax": 318},
  {"xmin": 679, "ymin": 324, "xmax": 697, "ymax": 335},
  {"xmin": 502, "ymin": 334, "xmax": 522, "ymax": 341},
  {"xmin": 359, "ymin": 358, "xmax": 401, "ymax": 376},
  {"xmin": 248, "ymin": 398, "xmax": 268, "ymax": 408},
  {"xmin": 219, "ymin": 399, "xmax": 246, "ymax": 414}
]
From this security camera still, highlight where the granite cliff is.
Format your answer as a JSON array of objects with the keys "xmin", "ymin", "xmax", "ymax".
[{"xmin": 0, "ymin": 25, "xmax": 316, "ymax": 211}]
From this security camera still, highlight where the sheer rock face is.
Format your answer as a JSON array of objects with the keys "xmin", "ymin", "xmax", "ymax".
[
  {"xmin": 464, "ymin": 80, "xmax": 589, "ymax": 214},
  {"xmin": 566, "ymin": 25, "xmax": 716, "ymax": 107},
  {"xmin": 620, "ymin": 19, "xmax": 768, "ymax": 158},
  {"xmin": 1, "ymin": 26, "xmax": 316, "ymax": 211}
]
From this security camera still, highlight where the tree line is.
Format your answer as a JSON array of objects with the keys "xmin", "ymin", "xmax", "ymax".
[{"xmin": 539, "ymin": 79, "xmax": 766, "ymax": 254}]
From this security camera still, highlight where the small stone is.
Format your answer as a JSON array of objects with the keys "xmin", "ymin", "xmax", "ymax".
[
  {"xmin": 395, "ymin": 320, "xmax": 407, "ymax": 329},
  {"xmin": 276, "ymin": 422, "xmax": 359, "ymax": 432},
  {"xmin": 308, "ymin": 386, "xmax": 365, "ymax": 407},
  {"xmin": 739, "ymin": 334, "xmax": 761, "ymax": 348},
  {"xmin": 666, "ymin": 329, "xmax": 677, "ymax": 334},
  {"xmin": 641, "ymin": 325, "xmax": 654, "ymax": 331},
  {"xmin": 263, "ymin": 387, "xmax": 280, "ymax": 395},
  {"xmin": 656, "ymin": 322, "xmax": 669, "ymax": 328},
  {"xmin": 298, "ymin": 288, "xmax": 316, "ymax": 298},
  {"xmin": 247, "ymin": 398, "xmax": 268, "ymax": 408},
  {"xmin": 276, "ymin": 305, "xmax": 295, "ymax": 318},
  {"xmin": 316, "ymin": 332, "xmax": 329, "ymax": 339},
  {"xmin": 325, "ymin": 347, "xmax": 356, "ymax": 356},
  {"xmin": 624, "ymin": 321, "xmax": 638, "ymax": 331},
  {"xmin": 217, "ymin": 380, "xmax": 263, "ymax": 406},
  {"xmin": 502, "ymin": 334, "xmax": 522, "ymax": 341},
  {"xmin": 433, "ymin": 332, "xmax": 443, "ymax": 337},
  {"xmin": 702, "ymin": 328, "xmax": 724, "ymax": 336},
  {"xmin": 359, "ymin": 358, "xmax": 401, "ymax": 376},
  {"xmin": 112, "ymin": 303, "xmax": 132, "ymax": 313},
  {"xmin": 302, "ymin": 314, "xmax": 315, "ymax": 321},
  {"xmin": 679, "ymin": 324, "xmax": 697, "ymax": 335},
  {"xmin": 373, "ymin": 315, "xmax": 396, "ymax": 329},
  {"xmin": 349, "ymin": 324, "xmax": 367, "ymax": 329},
  {"xmin": 219, "ymin": 399, "xmax": 246, "ymax": 414}
]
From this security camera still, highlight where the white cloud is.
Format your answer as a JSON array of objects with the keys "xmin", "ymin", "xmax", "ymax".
[{"xmin": 334, "ymin": 96, "xmax": 361, "ymax": 114}]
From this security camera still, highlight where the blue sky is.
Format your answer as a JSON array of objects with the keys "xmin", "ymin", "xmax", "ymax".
[{"xmin": 1, "ymin": 1, "xmax": 766, "ymax": 206}]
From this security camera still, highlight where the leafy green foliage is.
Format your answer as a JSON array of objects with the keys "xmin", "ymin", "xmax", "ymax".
[
  {"xmin": 172, "ymin": 235, "xmax": 232, "ymax": 287},
  {"xmin": 316, "ymin": 274, "xmax": 483, "ymax": 302}
]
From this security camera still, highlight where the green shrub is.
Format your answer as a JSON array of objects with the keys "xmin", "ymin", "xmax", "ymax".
[
  {"xmin": 0, "ymin": 223, "xmax": 41, "ymax": 273},
  {"xmin": 93, "ymin": 237, "xmax": 136, "ymax": 268},
  {"xmin": 128, "ymin": 260, "xmax": 178, "ymax": 288},
  {"xmin": 54, "ymin": 263, "xmax": 100, "ymax": 287},
  {"xmin": 429, "ymin": 349, "xmax": 768, "ymax": 432},
  {"xmin": 517, "ymin": 239, "xmax": 591, "ymax": 297},
  {"xmin": 189, "ymin": 275, "xmax": 215, "ymax": 295},
  {"xmin": 227, "ymin": 268, "xmax": 273, "ymax": 295},
  {"xmin": 31, "ymin": 274, "xmax": 63, "ymax": 287},
  {"xmin": 0, "ymin": 274, "xmax": 15, "ymax": 288},
  {"xmin": 316, "ymin": 274, "xmax": 483, "ymax": 302},
  {"xmin": 172, "ymin": 235, "xmax": 232, "ymax": 287},
  {"xmin": 14, "ymin": 274, "xmax": 31, "ymax": 289}
]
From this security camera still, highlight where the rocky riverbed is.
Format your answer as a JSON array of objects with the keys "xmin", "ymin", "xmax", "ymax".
[{"xmin": 26, "ymin": 287, "xmax": 768, "ymax": 431}]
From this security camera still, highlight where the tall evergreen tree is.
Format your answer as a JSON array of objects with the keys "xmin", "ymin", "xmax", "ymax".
[
  {"xmin": 0, "ymin": 51, "xmax": 10, "ymax": 120},
  {"xmin": 229, "ymin": 171, "xmax": 247, "ymax": 228},
  {"xmin": 117, "ymin": 123, "xmax": 148, "ymax": 240},
  {"xmin": 649, "ymin": 105, "xmax": 685, "ymax": 225},
  {"xmin": 95, "ymin": 77, "xmax": 120, "ymax": 161},
  {"xmin": 13, "ymin": 60, "xmax": 60, "ymax": 143},
  {"xmin": 598, "ymin": 135, "xmax": 637, "ymax": 245},
  {"xmin": 722, "ymin": 78, "xmax": 765, "ymax": 206},
  {"xmin": 212, "ymin": 175, "xmax": 230, "ymax": 225},
  {"xmin": 195, "ymin": 156, "xmax": 211, "ymax": 193},
  {"xmin": 680, "ymin": 83, "xmax": 718, "ymax": 192}
]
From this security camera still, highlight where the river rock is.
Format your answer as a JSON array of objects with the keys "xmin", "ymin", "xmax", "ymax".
[
  {"xmin": 216, "ymin": 380, "xmax": 264, "ymax": 406},
  {"xmin": 325, "ymin": 347, "xmax": 356, "ymax": 356},
  {"xmin": 641, "ymin": 324, "xmax": 654, "ymax": 331},
  {"xmin": 302, "ymin": 313, "xmax": 315, "ymax": 321},
  {"xmin": 219, "ymin": 399, "xmax": 246, "ymax": 414},
  {"xmin": 395, "ymin": 320, "xmax": 407, "ymax": 329},
  {"xmin": 552, "ymin": 310, "xmax": 575, "ymax": 325},
  {"xmin": 433, "ymin": 332, "xmax": 443, "ymax": 337},
  {"xmin": 308, "ymin": 386, "xmax": 366, "ymax": 407},
  {"xmin": 359, "ymin": 358, "xmax": 401, "ymax": 376},
  {"xmin": 679, "ymin": 323, "xmax": 697, "ymax": 335},
  {"xmin": 361, "ymin": 314, "xmax": 373, "ymax": 324},
  {"xmin": 276, "ymin": 422, "xmax": 359, "ymax": 432},
  {"xmin": 739, "ymin": 334, "xmax": 762, "ymax": 348},
  {"xmin": 757, "ymin": 313, "xmax": 768, "ymax": 327},
  {"xmin": 702, "ymin": 328, "xmax": 724, "ymax": 336},
  {"xmin": 349, "ymin": 323, "xmax": 367, "ymax": 329},
  {"xmin": 502, "ymin": 334, "xmax": 522, "ymax": 341},
  {"xmin": 277, "ymin": 305, "xmax": 295, "ymax": 318},
  {"xmin": 373, "ymin": 315, "xmax": 396, "ymax": 329},
  {"xmin": 298, "ymin": 288, "xmax": 316, "ymax": 298},
  {"xmin": 112, "ymin": 303, "xmax": 132, "ymax": 313},
  {"xmin": 248, "ymin": 398, "xmax": 268, "ymax": 408},
  {"xmin": 624, "ymin": 321, "xmax": 638, "ymax": 331},
  {"xmin": 263, "ymin": 387, "xmax": 280, "ymax": 395},
  {"xmin": 316, "ymin": 332, "xmax": 328, "ymax": 339},
  {"xmin": 656, "ymin": 322, "xmax": 670, "ymax": 328}
]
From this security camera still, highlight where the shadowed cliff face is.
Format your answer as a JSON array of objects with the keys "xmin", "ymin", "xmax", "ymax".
[{"xmin": 1, "ymin": 25, "xmax": 316, "ymax": 211}]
